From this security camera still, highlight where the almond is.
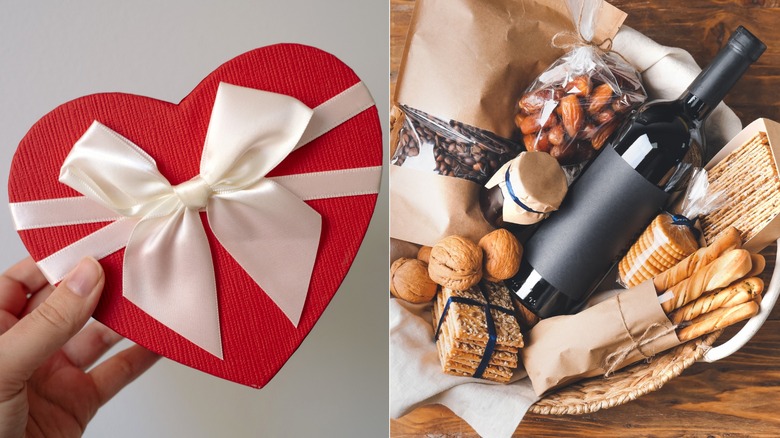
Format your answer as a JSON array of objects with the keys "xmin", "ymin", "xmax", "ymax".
[
  {"xmin": 577, "ymin": 123, "xmax": 598, "ymax": 140},
  {"xmin": 514, "ymin": 113, "xmax": 526, "ymax": 130},
  {"xmin": 612, "ymin": 96, "xmax": 632, "ymax": 113},
  {"xmin": 595, "ymin": 109, "xmax": 615, "ymax": 124},
  {"xmin": 588, "ymin": 83, "xmax": 614, "ymax": 114},
  {"xmin": 523, "ymin": 134, "xmax": 536, "ymax": 151},
  {"xmin": 519, "ymin": 113, "xmax": 542, "ymax": 134},
  {"xmin": 565, "ymin": 75, "xmax": 591, "ymax": 97},
  {"xmin": 535, "ymin": 132, "xmax": 551, "ymax": 153},
  {"xmin": 560, "ymin": 95, "xmax": 584, "ymax": 138},
  {"xmin": 542, "ymin": 113, "xmax": 558, "ymax": 129},
  {"xmin": 592, "ymin": 121, "xmax": 619, "ymax": 150},
  {"xmin": 523, "ymin": 133, "xmax": 551, "ymax": 153},
  {"xmin": 549, "ymin": 143, "xmax": 568, "ymax": 161},
  {"xmin": 548, "ymin": 124, "xmax": 565, "ymax": 146},
  {"xmin": 518, "ymin": 90, "xmax": 547, "ymax": 114}
]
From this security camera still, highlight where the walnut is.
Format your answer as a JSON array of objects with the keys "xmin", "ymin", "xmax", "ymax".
[
  {"xmin": 390, "ymin": 258, "xmax": 438, "ymax": 303},
  {"xmin": 479, "ymin": 229, "xmax": 522, "ymax": 282},
  {"xmin": 428, "ymin": 236, "xmax": 483, "ymax": 290},
  {"xmin": 417, "ymin": 246, "xmax": 432, "ymax": 264}
]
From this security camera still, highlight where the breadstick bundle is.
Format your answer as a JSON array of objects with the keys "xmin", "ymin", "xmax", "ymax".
[
  {"xmin": 522, "ymin": 225, "xmax": 765, "ymax": 395},
  {"xmin": 619, "ymin": 168, "xmax": 728, "ymax": 288},
  {"xmin": 653, "ymin": 226, "xmax": 765, "ymax": 342}
]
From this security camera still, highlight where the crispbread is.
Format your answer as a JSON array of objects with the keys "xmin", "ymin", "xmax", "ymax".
[
  {"xmin": 631, "ymin": 238, "xmax": 676, "ymax": 267},
  {"xmin": 431, "ymin": 281, "xmax": 523, "ymax": 383},
  {"xmin": 702, "ymin": 132, "xmax": 780, "ymax": 244},
  {"xmin": 441, "ymin": 364, "xmax": 513, "ymax": 383},
  {"xmin": 434, "ymin": 302, "xmax": 518, "ymax": 369},
  {"xmin": 648, "ymin": 214, "xmax": 699, "ymax": 255},
  {"xmin": 436, "ymin": 312, "xmax": 519, "ymax": 367},
  {"xmin": 619, "ymin": 214, "xmax": 699, "ymax": 287},
  {"xmin": 437, "ymin": 285, "xmax": 524, "ymax": 348}
]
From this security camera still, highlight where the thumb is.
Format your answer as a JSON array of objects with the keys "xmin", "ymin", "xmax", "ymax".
[{"xmin": 0, "ymin": 257, "xmax": 104, "ymax": 383}]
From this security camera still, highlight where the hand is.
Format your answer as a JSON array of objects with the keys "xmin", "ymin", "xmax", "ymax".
[{"xmin": 0, "ymin": 257, "xmax": 160, "ymax": 438}]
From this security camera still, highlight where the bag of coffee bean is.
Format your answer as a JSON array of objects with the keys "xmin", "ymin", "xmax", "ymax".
[
  {"xmin": 391, "ymin": 0, "xmax": 627, "ymax": 246},
  {"xmin": 393, "ymin": 106, "xmax": 518, "ymax": 184},
  {"xmin": 515, "ymin": 1, "xmax": 647, "ymax": 179}
]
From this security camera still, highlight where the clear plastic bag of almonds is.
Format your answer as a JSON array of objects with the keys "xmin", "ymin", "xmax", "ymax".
[
  {"xmin": 392, "ymin": 106, "xmax": 522, "ymax": 185},
  {"xmin": 515, "ymin": 0, "xmax": 647, "ymax": 181},
  {"xmin": 618, "ymin": 168, "xmax": 728, "ymax": 288}
]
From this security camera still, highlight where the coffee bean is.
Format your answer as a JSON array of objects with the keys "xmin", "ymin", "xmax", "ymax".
[{"xmin": 392, "ymin": 106, "xmax": 520, "ymax": 183}]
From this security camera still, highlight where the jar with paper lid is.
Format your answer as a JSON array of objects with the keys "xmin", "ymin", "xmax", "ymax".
[{"xmin": 480, "ymin": 151, "xmax": 568, "ymax": 233}]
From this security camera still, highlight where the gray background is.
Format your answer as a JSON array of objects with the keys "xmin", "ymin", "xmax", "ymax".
[{"xmin": 0, "ymin": 1, "xmax": 388, "ymax": 436}]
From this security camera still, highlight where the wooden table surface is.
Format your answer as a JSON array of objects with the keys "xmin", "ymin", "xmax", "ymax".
[{"xmin": 390, "ymin": 0, "xmax": 780, "ymax": 436}]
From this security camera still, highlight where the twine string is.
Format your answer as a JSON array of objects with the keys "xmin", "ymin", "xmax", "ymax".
[{"xmin": 603, "ymin": 293, "xmax": 678, "ymax": 377}]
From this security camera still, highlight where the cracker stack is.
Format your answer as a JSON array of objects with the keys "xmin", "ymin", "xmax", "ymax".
[
  {"xmin": 432, "ymin": 281, "xmax": 523, "ymax": 383},
  {"xmin": 701, "ymin": 132, "xmax": 780, "ymax": 244},
  {"xmin": 618, "ymin": 214, "xmax": 699, "ymax": 288}
]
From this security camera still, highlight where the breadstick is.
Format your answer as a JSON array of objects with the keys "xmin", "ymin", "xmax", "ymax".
[
  {"xmin": 668, "ymin": 277, "xmax": 763, "ymax": 324},
  {"xmin": 746, "ymin": 253, "xmax": 766, "ymax": 278},
  {"xmin": 660, "ymin": 249, "xmax": 752, "ymax": 313},
  {"xmin": 653, "ymin": 227, "xmax": 741, "ymax": 293},
  {"xmin": 677, "ymin": 301, "xmax": 760, "ymax": 342}
]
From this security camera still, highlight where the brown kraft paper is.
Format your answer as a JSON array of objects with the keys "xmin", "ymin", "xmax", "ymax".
[
  {"xmin": 390, "ymin": 0, "xmax": 626, "ymax": 246},
  {"xmin": 521, "ymin": 281, "xmax": 682, "ymax": 396},
  {"xmin": 390, "ymin": 165, "xmax": 495, "ymax": 247},
  {"xmin": 704, "ymin": 118, "xmax": 780, "ymax": 253},
  {"xmin": 390, "ymin": 238, "xmax": 421, "ymax": 265},
  {"xmin": 394, "ymin": 0, "xmax": 626, "ymax": 139}
]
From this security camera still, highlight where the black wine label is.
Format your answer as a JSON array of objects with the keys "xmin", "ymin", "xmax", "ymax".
[{"xmin": 525, "ymin": 146, "xmax": 670, "ymax": 302}]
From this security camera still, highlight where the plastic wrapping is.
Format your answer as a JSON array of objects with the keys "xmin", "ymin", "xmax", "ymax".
[
  {"xmin": 392, "ymin": 106, "xmax": 522, "ymax": 184},
  {"xmin": 618, "ymin": 169, "xmax": 727, "ymax": 288},
  {"xmin": 515, "ymin": 1, "xmax": 646, "ymax": 178}
]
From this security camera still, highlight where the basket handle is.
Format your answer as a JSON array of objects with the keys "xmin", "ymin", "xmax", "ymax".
[{"xmin": 700, "ymin": 246, "xmax": 780, "ymax": 363}]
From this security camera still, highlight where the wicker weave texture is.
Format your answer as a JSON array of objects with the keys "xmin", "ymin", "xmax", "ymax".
[{"xmin": 530, "ymin": 331, "xmax": 722, "ymax": 415}]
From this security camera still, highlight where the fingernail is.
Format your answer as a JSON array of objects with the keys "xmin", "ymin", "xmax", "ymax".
[{"xmin": 64, "ymin": 258, "xmax": 101, "ymax": 297}]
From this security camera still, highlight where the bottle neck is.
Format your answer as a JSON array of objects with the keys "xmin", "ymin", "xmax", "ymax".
[
  {"xmin": 677, "ymin": 91, "xmax": 713, "ymax": 123},
  {"xmin": 678, "ymin": 27, "xmax": 765, "ymax": 124}
]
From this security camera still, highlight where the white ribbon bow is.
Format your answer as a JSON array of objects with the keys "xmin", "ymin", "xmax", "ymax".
[{"xmin": 58, "ymin": 83, "xmax": 328, "ymax": 359}]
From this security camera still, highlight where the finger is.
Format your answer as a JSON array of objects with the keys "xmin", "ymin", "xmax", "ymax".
[
  {"xmin": 89, "ymin": 344, "xmax": 160, "ymax": 405},
  {"xmin": 2, "ymin": 258, "xmax": 49, "ymax": 295},
  {"xmin": 21, "ymin": 284, "xmax": 54, "ymax": 316},
  {"xmin": 0, "ymin": 310, "xmax": 18, "ymax": 335},
  {"xmin": 0, "ymin": 258, "xmax": 49, "ymax": 317},
  {"xmin": 0, "ymin": 276, "xmax": 28, "ymax": 317},
  {"xmin": 62, "ymin": 322, "xmax": 124, "ymax": 369},
  {"xmin": 0, "ymin": 257, "xmax": 104, "ymax": 385}
]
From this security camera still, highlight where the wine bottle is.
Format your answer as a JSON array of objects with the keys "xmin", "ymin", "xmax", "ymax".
[{"xmin": 506, "ymin": 26, "xmax": 766, "ymax": 319}]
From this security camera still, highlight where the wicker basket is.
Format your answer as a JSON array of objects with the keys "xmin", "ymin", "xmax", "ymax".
[
  {"xmin": 529, "ymin": 242, "xmax": 778, "ymax": 415},
  {"xmin": 388, "ymin": 109, "xmax": 780, "ymax": 416}
]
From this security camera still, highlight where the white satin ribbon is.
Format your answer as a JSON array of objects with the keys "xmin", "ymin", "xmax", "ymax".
[{"xmin": 10, "ymin": 81, "xmax": 380, "ymax": 359}]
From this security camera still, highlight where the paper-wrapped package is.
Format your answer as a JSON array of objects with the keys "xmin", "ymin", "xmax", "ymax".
[{"xmin": 521, "ymin": 281, "xmax": 681, "ymax": 395}]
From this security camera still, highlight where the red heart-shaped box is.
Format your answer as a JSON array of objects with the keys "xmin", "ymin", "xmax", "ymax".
[{"xmin": 8, "ymin": 44, "xmax": 382, "ymax": 388}]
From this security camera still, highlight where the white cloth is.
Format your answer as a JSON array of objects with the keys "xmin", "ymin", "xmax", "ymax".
[
  {"xmin": 389, "ymin": 300, "xmax": 538, "ymax": 438},
  {"xmin": 390, "ymin": 26, "xmax": 743, "ymax": 438}
]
